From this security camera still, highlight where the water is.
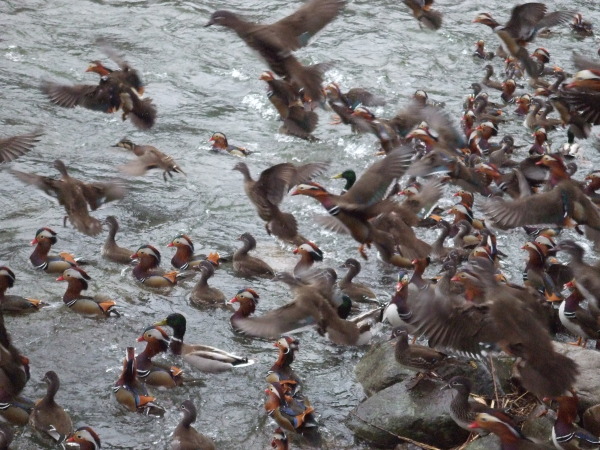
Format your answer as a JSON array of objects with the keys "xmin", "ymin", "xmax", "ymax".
[{"xmin": 1, "ymin": 0, "xmax": 600, "ymax": 448}]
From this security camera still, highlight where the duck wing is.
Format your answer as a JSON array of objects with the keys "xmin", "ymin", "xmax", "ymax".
[{"xmin": 0, "ymin": 131, "xmax": 42, "ymax": 163}]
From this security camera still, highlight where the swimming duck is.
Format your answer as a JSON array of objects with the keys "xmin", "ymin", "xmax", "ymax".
[
  {"xmin": 338, "ymin": 258, "xmax": 376, "ymax": 303},
  {"xmin": 468, "ymin": 412, "xmax": 545, "ymax": 449},
  {"xmin": 154, "ymin": 313, "xmax": 254, "ymax": 373},
  {"xmin": 113, "ymin": 347, "xmax": 164, "ymax": 416},
  {"xmin": 131, "ymin": 245, "xmax": 179, "ymax": 287},
  {"xmin": 66, "ymin": 426, "xmax": 101, "ymax": 450},
  {"xmin": 29, "ymin": 228, "xmax": 80, "ymax": 273},
  {"xmin": 12, "ymin": 160, "xmax": 125, "ymax": 236},
  {"xmin": 0, "ymin": 130, "xmax": 42, "ymax": 163},
  {"xmin": 29, "ymin": 371, "xmax": 73, "ymax": 443},
  {"xmin": 167, "ymin": 234, "xmax": 219, "ymax": 270},
  {"xmin": 102, "ymin": 216, "xmax": 135, "ymax": 265},
  {"xmin": 482, "ymin": 65, "xmax": 503, "ymax": 90},
  {"xmin": 571, "ymin": 13, "xmax": 593, "ymax": 38},
  {"xmin": 267, "ymin": 336, "xmax": 302, "ymax": 394},
  {"xmin": 292, "ymin": 242, "xmax": 323, "ymax": 277},
  {"xmin": 205, "ymin": 0, "xmax": 344, "ymax": 102},
  {"xmin": 233, "ymin": 161, "xmax": 328, "ymax": 245},
  {"xmin": 136, "ymin": 326, "xmax": 202, "ymax": 388},
  {"xmin": 56, "ymin": 267, "xmax": 118, "ymax": 316},
  {"xmin": 228, "ymin": 288, "xmax": 260, "ymax": 332},
  {"xmin": 545, "ymin": 395, "xmax": 600, "ymax": 450},
  {"xmin": 171, "ymin": 400, "xmax": 216, "ymax": 450},
  {"xmin": 190, "ymin": 260, "xmax": 225, "ymax": 306},
  {"xmin": 209, "ymin": 132, "xmax": 249, "ymax": 157},
  {"xmin": 264, "ymin": 382, "xmax": 316, "ymax": 433},
  {"xmin": 473, "ymin": 40, "xmax": 494, "ymax": 60},
  {"xmin": 233, "ymin": 233, "xmax": 275, "ymax": 278},
  {"xmin": 114, "ymin": 138, "xmax": 185, "ymax": 181},
  {"xmin": 0, "ymin": 267, "xmax": 45, "ymax": 313},
  {"xmin": 41, "ymin": 46, "xmax": 156, "ymax": 129},
  {"xmin": 271, "ymin": 428, "xmax": 289, "ymax": 450}
]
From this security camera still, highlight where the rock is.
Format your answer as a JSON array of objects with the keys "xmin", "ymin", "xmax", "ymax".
[
  {"xmin": 583, "ymin": 404, "xmax": 600, "ymax": 437},
  {"xmin": 463, "ymin": 434, "xmax": 500, "ymax": 449},
  {"xmin": 355, "ymin": 337, "xmax": 514, "ymax": 397},
  {"xmin": 554, "ymin": 342, "xmax": 600, "ymax": 410},
  {"xmin": 347, "ymin": 377, "xmax": 469, "ymax": 448},
  {"xmin": 521, "ymin": 405, "xmax": 553, "ymax": 444}
]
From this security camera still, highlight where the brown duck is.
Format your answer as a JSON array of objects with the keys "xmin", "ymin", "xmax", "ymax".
[
  {"xmin": 233, "ymin": 233, "xmax": 275, "ymax": 278},
  {"xmin": 0, "ymin": 130, "xmax": 42, "ymax": 163},
  {"xmin": 41, "ymin": 44, "xmax": 156, "ymax": 129},
  {"xmin": 0, "ymin": 267, "xmax": 45, "ymax": 313},
  {"xmin": 114, "ymin": 138, "xmax": 185, "ymax": 181},
  {"xmin": 233, "ymin": 161, "xmax": 328, "ymax": 245},
  {"xmin": 171, "ymin": 400, "xmax": 216, "ymax": 450},
  {"xmin": 29, "ymin": 371, "xmax": 73, "ymax": 443},
  {"xmin": 338, "ymin": 258, "xmax": 376, "ymax": 303},
  {"xmin": 102, "ymin": 216, "xmax": 135, "ymax": 264},
  {"xmin": 11, "ymin": 160, "xmax": 125, "ymax": 236},
  {"xmin": 205, "ymin": 0, "xmax": 344, "ymax": 102},
  {"xmin": 190, "ymin": 260, "xmax": 225, "ymax": 306}
]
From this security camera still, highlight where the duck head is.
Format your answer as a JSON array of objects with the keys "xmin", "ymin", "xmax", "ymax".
[
  {"xmin": 56, "ymin": 267, "xmax": 91, "ymax": 290},
  {"xmin": 396, "ymin": 270, "xmax": 410, "ymax": 291},
  {"xmin": 274, "ymin": 336, "xmax": 299, "ymax": 354},
  {"xmin": 66, "ymin": 426, "xmax": 101, "ymax": 450},
  {"xmin": 131, "ymin": 245, "xmax": 161, "ymax": 268},
  {"xmin": 167, "ymin": 234, "xmax": 194, "ymax": 252},
  {"xmin": 290, "ymin": 182, "xmax": 329, "ymax": 198},
  {"xmin": 293, "ymin": 242, "xmax": 324, "ymax": 262},
  {"xmin": 0, "ymin": 267, "xmax": 16, "ymax": 290},
  {"xmin": 228, "ymin": 288, "xmax": 260, "ymax": 307},
  {"xmin": 209, "ymin": 132, "xmax": 228, "ymax": 149},
  {"xmin": 31, "ymin": 227, "xmax": 58, "ymax": 246}
]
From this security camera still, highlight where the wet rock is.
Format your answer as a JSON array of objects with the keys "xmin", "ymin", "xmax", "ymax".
[
  {"xmin": 583, "ymin": 404, "xmax": 600, "ymax": 436},
  {"xmin": 355, "ymin": 337, "xmax": 513, "ymax": 397},
  {"xmin": 347, "ymin": 377, "xmax": 469, "ymax": 448},
  {"xmin": 463, "ymin": 434, "xmax": 500, "ymax": 449}
]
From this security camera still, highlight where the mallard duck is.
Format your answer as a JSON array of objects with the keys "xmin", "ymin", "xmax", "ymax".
[{"xmin": 154, "ymin": 313, "xmax": 254, "ymax": 373}]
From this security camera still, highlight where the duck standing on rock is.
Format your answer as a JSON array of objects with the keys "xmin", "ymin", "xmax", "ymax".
[
  {"xmin": 205, "ymin": 0, "xmax": 345, "ymax": 102},
  {"xmin": 392, "ymin": 329, "xmax": 447, "ymax": 389}
]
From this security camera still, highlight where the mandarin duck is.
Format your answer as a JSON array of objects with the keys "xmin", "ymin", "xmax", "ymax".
[
  {"xmin": 474, "ymin": 40, "xmax": 494, "ymax": 60},
  {"xmin": 560, "ymin": 54, "xmax": 600, "ymax": 127},
  {"xmin": 11, "ymin": 160, "xmax": 125, "ymax": 236},
  {"xmin": 468, "ymin": 412, "xmax": 549, "ymax": 449},
  {"xmin": 131, "ymin": 245, "xmax": 180, "ymax": 287},
  {"xmin": 167, "ymin": 234, "xmax": 219, "ymax": 270},
  {"xmin": 209, "ymin": 131, "xmax": 250, "ymax": 157},
  {"xmin": 171, "ymin": 400, "xmax": 216, "ymax": 450},
  {"xmin": 264, "ymin": 382, "xmax": 316, "ymax": 433},
  {"xmin": 154, "ymin": 313, "xmax": 254, "ymax": 373},
  {"xmin": 266, "ymin": 337, "xmax": 302, "ymax": 395},
  {"xmin": 271, "ymin": 428, "xmax": 289, "ymax": 450},
  {"xmin": 228, "ymin": 288, "xmax": 260, "ymax": 332},
  {"xmin": 41, "ymin": 44, "xmax": 156, "ymax": 129},
  {"xmin": 259, "ymin": 71, "xmax": 300, "ymax": 121},
  {"xmin": 29, "ymin": 371, "xmax": 73, "ymax": 443},
  {"xmin": 205, "ymin": 0, "xmax": 345, "ymax": 102},
  {"xmin": 392, "ymin": 329, "xmax": 446, "ymax": 389},
  {"xmin": 66, "ymin": 426, "xmax": 101, "ymax": 450},
  {"xmin": 56, "ymin": 267, "xmax": 119, "ymax": 317},
  {"xmin": 571, "ymin": 13, "xmax": 593, "ymax": 38},
  {"xmin": 233, "ymin": 233, "xmax": 275, "ymax": 278},
  {"xmin": 102, "ymin": 216, "xmax": 135, "ymax": 264},
  {"xmin": 29, "ymin": 228, "xmax": 80, "ymax": 273},
  {"xmin": 0, "ymin": 130, "xmax": 42, "ymax": 163},
  {"xmin": 190, "ymin": 260, "xmax": 225, "ymax": 306},
  {"xmin": 545, "ymin": 395, "xmax": 600, "ymax": 450},
  {"xmin": 136, "ymin": 326, "xmax": 202, "ymax": 388},
  {"xmin": 233, "ymin": 161, "xmax": 328, "ymax": 245},
  {"xmin": 558, "ymin": 280, "xmax": 600, "ymax": 347},
  {"xmin": 0, "ymin": 267, "xmax": 45, "ymax": 313},
  {"xmin": 443, "ymin": 376, "xmax": 515, "ymax": 435},
  {"xmin": 292, "ymin": 242, "xmax": 323, "ymax": 277},
  {"xmin": 113, "ymin": 347, "xmax": 164, "ymax": 416},
  {"xmin": 114, "ymin": 138, "xmax": 185, "ymax": 181}
]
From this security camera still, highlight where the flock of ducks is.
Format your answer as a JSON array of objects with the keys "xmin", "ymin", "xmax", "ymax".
[{"xmin": 3, "ymin": 0, "xmax": 600, "ymax": 449}]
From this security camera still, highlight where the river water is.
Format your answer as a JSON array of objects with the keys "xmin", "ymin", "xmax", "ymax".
[{"xmin": 1, "ymin": 0, "xmax": 600, "ymax": 448}]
